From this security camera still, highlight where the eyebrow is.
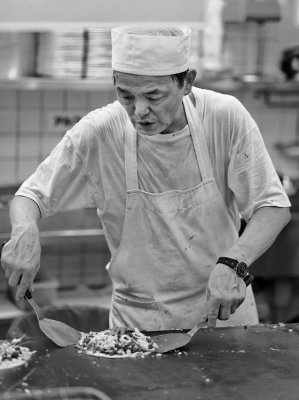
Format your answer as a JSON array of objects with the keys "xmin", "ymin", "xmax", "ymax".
[{"xmin": 117, "ymin": 87, "xmax": 163, "ymax": 95}]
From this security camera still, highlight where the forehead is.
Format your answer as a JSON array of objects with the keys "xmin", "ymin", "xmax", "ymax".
[{"xmin": 113, "ymin": 72, "xmax": 175, "ymax": 92}]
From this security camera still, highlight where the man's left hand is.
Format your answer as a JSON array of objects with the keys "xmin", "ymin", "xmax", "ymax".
[{"xmin": 205, "ymin": 263, "xmax": 246, "ymax": 328}]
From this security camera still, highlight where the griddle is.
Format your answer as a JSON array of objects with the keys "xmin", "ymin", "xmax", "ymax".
[{"xmin": 1, "ymin": 324, "xmax": 299, "ymax": 400}]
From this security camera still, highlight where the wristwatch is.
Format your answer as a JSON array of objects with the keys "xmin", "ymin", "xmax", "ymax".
[{"xmin": 217, "ymin": 257, "xmax": 254, "ymax": 286}]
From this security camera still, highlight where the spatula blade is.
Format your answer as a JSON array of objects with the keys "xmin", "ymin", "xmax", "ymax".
[
  {"xmin": 151, "ymin": 332, "xmax": 191, "ymax": 353},
  {"xmin": 39, "ymin": 318, "xmax": 82, "ymax": 347}
]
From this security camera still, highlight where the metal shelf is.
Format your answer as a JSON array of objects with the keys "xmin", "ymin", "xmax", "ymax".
[
  {"xmin": 0, "ymin": 77, "xmax": 114, "ymax": 91},
  {"xmin": 254, "ymin": 81, "xmax": 299, "ymax": 107},
  {"xmin": 0, "ymin": 77, "xmax": 246, "ymax": 93}
]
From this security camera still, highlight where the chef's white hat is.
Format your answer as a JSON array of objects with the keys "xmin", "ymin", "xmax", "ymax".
[{"xmin": 111, "ymin": 25, "xmax": 191, "ymax": 76}]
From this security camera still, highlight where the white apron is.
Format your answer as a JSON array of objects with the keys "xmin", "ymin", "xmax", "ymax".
[{"xmin": 108, "ymin": 95, "xmax": 259, "ymax": 330}]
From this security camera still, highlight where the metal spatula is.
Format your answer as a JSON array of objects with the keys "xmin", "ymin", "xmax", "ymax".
[
  {"xmin": 24, "ymin": 290, "xmax": 82, "ymax": 347},
  {"xmin": 151, "ymin": 319, "xmax": 207, "ymax": 353}
]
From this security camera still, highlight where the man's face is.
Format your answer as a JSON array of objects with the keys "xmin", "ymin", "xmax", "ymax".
[{"xmin": 114, "ymin": 72, "xmax": 187, "ymax": 136}]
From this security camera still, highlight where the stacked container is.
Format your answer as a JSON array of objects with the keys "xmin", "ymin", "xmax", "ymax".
[{"xmin": 36, "ymin": 28, "xmax": 84, "ymax": 78}]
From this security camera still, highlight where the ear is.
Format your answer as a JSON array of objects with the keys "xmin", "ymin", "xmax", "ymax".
[{"xmin": 183, "ymin": 69, "xmax": 197, "ymax": 95}]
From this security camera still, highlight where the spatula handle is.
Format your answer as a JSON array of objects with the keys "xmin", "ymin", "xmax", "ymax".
[
  {"xmin": 24, "ymin": 290, "xmax": 43, "ymax": 320},
  {"xmin": 187, "ymin": 319, "xmax": 207, "ymax": 337}
]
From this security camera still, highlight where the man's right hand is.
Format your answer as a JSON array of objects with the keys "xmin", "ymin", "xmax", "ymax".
[{"xmin": 0, "ymin": 225, "xmax": 41, "ymax": 301}]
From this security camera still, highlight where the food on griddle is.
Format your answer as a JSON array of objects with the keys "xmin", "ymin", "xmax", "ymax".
[
  {"xmin": 76, "ymin": 327, "xmax": 158, "ymax": 358},
  {"xmin": 0, "ymin": 338, "xmax": 35, "ymax": 369}
]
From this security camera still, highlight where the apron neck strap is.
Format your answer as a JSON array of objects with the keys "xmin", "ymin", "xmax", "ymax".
[
  {"xmin": 183, "ymin": 95, "xmax": 214, "ymax": 181},
  {"xmin": 125, "ymin": 120, "xmax": 138, "ymax": 191}
]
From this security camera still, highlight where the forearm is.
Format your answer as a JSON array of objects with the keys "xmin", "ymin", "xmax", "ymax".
[
  {"xmin": 1, "ymin": 196, "xmax": 43, "ymax": 300},
  {"xmin": 206, "ymin": 206, "xmax": 290, "ymax": 327},
  {"xmin": 223, "ymin": 206, "xmax": 291, "ymax": 266},
  {"xmin": 10, "ymin": 196, "xmax": 42, "ymax": 237}
]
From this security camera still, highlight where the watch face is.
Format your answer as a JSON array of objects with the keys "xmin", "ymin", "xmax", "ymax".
[{"xmin": 236, "ymin": 262, "xmax": 248, "ymax": 278}]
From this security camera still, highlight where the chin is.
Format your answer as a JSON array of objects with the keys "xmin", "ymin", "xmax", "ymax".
[
  {"xmin": 138, "ymin": 131, "xmax": 159, "ymax": 137},
  {"xmin": 135, "ymin": 126, "xmax": 160, "ymax": 136}
]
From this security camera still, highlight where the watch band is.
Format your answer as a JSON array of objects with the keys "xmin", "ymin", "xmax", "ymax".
[
  {"xmin": 243, "ymin": 273, "xmax": 254, "ymax": 286},
  {"xmin": 217, "ymin": 257, "xmax": 238, "ymax": 269},
  {"xmin": 217, "ymin": 257, "xmax": 254, "ymax": 286}
]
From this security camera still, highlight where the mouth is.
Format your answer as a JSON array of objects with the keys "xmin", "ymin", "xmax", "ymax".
[{"xmin": 135, "ymin": 121, "xmax": 155, "ymax": 129}]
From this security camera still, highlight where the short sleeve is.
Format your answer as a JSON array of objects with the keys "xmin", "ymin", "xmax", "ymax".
[
  {"xmin": 15, "ymin": 134, "xmax": 97, "ymax": 218},
  {"xmin": 227, "ymin": 108, "xmax": 291, "ymax": 221}
]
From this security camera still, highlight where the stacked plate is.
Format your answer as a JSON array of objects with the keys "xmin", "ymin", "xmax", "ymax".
[
  {"xmin": 36, "ymin": 29, "xmax": 84, "ymax": 78},
  {"xmin": 87, "ymin": 27, "xmax": 112, "ymax": 79}
]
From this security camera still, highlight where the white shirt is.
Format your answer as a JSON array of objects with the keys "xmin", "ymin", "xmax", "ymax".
[{"xmin": 16, "ymin": 87, "xmax": 291, "ymax": 254}]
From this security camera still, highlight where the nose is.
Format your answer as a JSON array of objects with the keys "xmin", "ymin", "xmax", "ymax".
[{"xmin": 134, "ymin": 98, "xmax": 150, "ymax": 118}]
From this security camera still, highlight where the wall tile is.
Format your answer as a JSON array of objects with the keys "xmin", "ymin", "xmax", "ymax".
[
  {"xmin": 57, "ymin": 251, "xmax": 81, "ymax": 287},
  {"xmin": 262, "ymin": 108, "xmax": 284, "ymax": 140},
  {"xmin": 89, "ymin": 89, "xmax": 116, "ymax": 109},
  {"xmin": 43, "ymin": 91, "xmax": 64, "ymax": 109},
  {"xmin": 0, "ymin": 90, "xmax": 17, "ymax": 108},
  {"xmin": 0, "ymin": 134, "xmax": 17, "ymax": 157},
  {"xmin": 19, "ymin": 90, "xmax": 41, "ymax": 109},
  {"xmin": 42, "ymin": 133, "xmax": 62, "ymax": 157},
  {"xmin": 19, "ymin": 134, "xmax": 40, "ymax": 157},
  {"xmin": 66, "ymin": 91, "xmax": 88, "ymax": 110},
  {"xmin": 17, "ymin": 158, "xmax": 39, "ymax": 182},
  {"xmin": 281, "ymin": 109, "xmax": 298, "ymax": 133},
  {"xmin": 0, "ymin": 159, "xmax": 16, "ymax": 184},
  {"xmin": 19, "ymin": 110, "xmax": 40, "ymax": 133},
  {"xmin": 40, "ymin": 246, "xmax": 64, "ymax": 277},
  {"xmin": 265, "ymin": 22, "xmax": 280, "ymax": 39},
  {"xmin": 0, "ymin": 110, "xmax": 17, "ymax": 132}
]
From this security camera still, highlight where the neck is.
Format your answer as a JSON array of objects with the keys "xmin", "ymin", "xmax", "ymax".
[{"xmin": 161, "ymin": 102, "xmax": 188, "ymax": 134}]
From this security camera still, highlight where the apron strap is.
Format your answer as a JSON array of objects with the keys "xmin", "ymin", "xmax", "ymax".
[
  {"xmin": 125, "ymin": 120, "xmax": 138, "ymax": 191},
  {"xmin": 183, "ymin": 95, "xmax": 215, "ymax": 181}
]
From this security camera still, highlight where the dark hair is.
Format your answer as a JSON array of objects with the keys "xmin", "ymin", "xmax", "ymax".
[{"xmin": 171, "ymin": 70, "xmax": 189, "ymax": 88}]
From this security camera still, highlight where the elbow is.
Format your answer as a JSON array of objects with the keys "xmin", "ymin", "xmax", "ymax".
[{"xmin": 282, "ymin": 207, "xmax": 291, "ymax": 228}]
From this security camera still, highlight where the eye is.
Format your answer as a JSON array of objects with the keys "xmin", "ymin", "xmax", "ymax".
[
  {"xmin": 121, "ymin": 95, "xmax": 133, "ymax": 102},
  {"xmin": 147, "ymin": 96, "xmax": 162, "ymax": 102}
]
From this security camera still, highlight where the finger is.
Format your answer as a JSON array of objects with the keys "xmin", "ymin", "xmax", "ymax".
[
  {"xmin": 230, "ymin": 304, "xmax": 238, "ymax": 314},
  {"xmin": 15, "ymin": 272, "xmax": 32, "ymax": 302},
  {"xmin": 1, "ymin": 242, "xmax": 9, "ymax": 272},
  {"xmin": 207, "ymin": 311, "xmax": 218, "ymax": 328},
  {"xmin": 218, "ymin": 305, "xmax": 230, "ymax": 320},
  {"xmin": 207, "ymin": 298, "xmax": 221, "ymax": 328},
  {"xmin": 0, "ymin": 241, "xmax": 7, "ymax": 258},
  {"xmin": 5, "ymin": 267, "xmax": 12, "ymax": 280},
  {"xmin": 8, "ymin": 270, "xmax": 22, "ymax": 287},
  {"xmin": 1, "ymin": 262, "xmax": 7, "ymax": 272}
]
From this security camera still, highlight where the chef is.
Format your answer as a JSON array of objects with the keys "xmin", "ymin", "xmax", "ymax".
[{"xmin": 1, "ymin": 26, "xmax": 291, "ymax": 330}]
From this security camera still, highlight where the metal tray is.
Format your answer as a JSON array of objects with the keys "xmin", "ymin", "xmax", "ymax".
[{"xmin": 0, "ymin": 387, "xmax": 112, "ymax": 400}]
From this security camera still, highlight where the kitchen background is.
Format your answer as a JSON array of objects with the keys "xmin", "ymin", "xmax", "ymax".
[{"xmin": 0, "ymin": 0, "xmax": 299, "ymax": 335}]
